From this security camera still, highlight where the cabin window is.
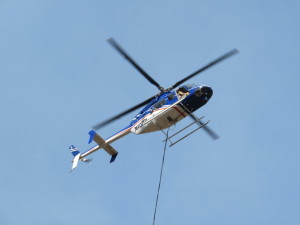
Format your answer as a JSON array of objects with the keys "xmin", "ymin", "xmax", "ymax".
[
  {"xmin": 167, "ymin": 93, "xmax": 175, "ymax": 100},
  {"xmin": 152, "ymin": 99, "xmax": 166, "ymax": 109}
]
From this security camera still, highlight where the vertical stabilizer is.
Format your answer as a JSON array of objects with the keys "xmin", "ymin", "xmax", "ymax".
[{"xmin": 69, "ymin": 145, "xmax": 81, "ymax": 172}]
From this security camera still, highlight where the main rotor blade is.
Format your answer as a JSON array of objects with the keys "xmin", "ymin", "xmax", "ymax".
[
  {"xmin": 189, "ymin": 113, "xmax": 219, "ymax": 140},
  {"xmin": 169, "ymin": 49, "xmax": 239, "ymax": 90},
  {"xmin": 92, "ymin": 95, "xmax": 156, "ymax": 130},
  {"xmin": 108, "ymin": 38, "xmax": 164, "ymax": 92}
]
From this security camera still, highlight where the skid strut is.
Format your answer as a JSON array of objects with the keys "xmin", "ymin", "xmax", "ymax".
[{"xmin": 163, "ymin": 116, "xmax": 210, "ymax": 147}]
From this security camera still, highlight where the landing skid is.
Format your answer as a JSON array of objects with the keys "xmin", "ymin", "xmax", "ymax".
[{"xmin": 163, "ymin": 116, "xmax": 210, "ymax": 147}]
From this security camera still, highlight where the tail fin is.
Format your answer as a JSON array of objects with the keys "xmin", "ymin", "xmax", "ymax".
[
  {"xmin": 69, "ymin": 145, "xmax": 81, "ymax": 172},
  {"xmin": 69, "ymin": 145, "xmax": 80, "ymax": 156}
]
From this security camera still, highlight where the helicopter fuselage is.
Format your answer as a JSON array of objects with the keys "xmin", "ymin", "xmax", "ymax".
[
  {"xmin": 76, "ymin": 84, "xmax": 213, "ymax": 167},
  {"xmin": 104, "ymin": 84, "xmax": 213, "ymax": 144}
]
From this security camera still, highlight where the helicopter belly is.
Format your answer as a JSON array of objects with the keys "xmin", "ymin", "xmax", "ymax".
[{"xmin": 132, "ymin": 106, "xmax": 187, "ymax": 134}]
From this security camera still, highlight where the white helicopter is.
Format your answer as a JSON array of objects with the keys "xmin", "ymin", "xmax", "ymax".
[{"xmin": 69, "ymin": 38, "xmax": 238, "ymax": 171}]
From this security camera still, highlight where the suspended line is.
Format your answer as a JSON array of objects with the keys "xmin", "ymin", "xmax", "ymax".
[{"xmin": 153, "ymin": 128, "xmax": 170, "ymax": 225}]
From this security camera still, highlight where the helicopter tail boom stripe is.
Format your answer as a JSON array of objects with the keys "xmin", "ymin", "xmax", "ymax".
[{"xmin": 105, "ymin": 125, "xmax": 133, "ymax": 143}]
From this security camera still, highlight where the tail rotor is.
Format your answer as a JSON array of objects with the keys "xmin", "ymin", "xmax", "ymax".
[{"xmin": 68, "ymin": 145, "xmax": 93, "ymax": 172}]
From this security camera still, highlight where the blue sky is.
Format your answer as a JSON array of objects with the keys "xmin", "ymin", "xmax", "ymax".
[{"xmin": 1, "ymin": 0, "xmax": 300, "ymax": 224}]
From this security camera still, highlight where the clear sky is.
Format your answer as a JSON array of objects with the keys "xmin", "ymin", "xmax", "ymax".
[{"xmin": 1, "ymin": 0, "xmax": 300, "ymax": 224}]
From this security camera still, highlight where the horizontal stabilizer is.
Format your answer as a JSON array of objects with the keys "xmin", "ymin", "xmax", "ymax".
[
  {"xmin": 88, "ymin": 130, "xmax": 119, "ymax": 163},
  {"xmin": 103, "ymin": 144, "xmax": 118, "ymax": 157},
  {"xmin": 110, "ymin": 153, "xmax": 118, "ymax": 163},
  {"xmin": 88, "ymin": 130, "xmax": 105, "ymax": 145}
]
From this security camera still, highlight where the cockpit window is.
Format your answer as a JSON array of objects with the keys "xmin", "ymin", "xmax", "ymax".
[
  {"xmin": 176, "ymin": 85, "xmax": 195, "ymax": 98},
  {"xmin": 180, "ymin": 85, "xmax": 189, "ymax": 91},
  {"xmin": 177, "ymin": 86, "xmax": 189, "ymax": 96}
]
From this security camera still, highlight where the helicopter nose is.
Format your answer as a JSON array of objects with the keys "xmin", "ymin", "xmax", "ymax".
[{"xmin": 197, "ymin": 86, "xmax": 213, "ymax": 100}]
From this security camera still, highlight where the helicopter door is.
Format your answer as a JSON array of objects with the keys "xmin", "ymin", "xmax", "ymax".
[{"xmin": 147, "ymin": 98, "xmax": 166, "ymax": 124}]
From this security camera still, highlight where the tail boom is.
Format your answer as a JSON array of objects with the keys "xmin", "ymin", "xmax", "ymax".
[{"xmin": 69, "ymin": 127, "xmax": 131, "ymax": 171}]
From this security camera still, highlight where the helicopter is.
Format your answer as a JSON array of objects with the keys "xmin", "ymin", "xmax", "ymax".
[{"xmin": 69, "ymin": 38, "xmax": 238, "ymax": 171}]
